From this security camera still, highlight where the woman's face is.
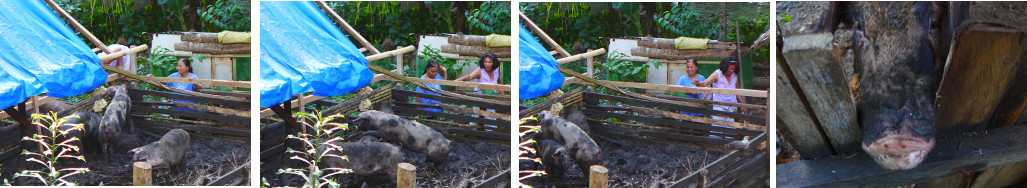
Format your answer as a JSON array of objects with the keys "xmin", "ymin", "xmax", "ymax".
[
  {"xmin": 727, "ymin": 64, "xmax": 737, "ymax": 75},
  {"xmin": 177, "ymin": 60, "xmax": 189, "ymax": 74},
  {"xmin": 686, "ymin": 62, "xmax": 698, "ymax": 76},
  {"xmin": 426, "ymin": 66, "xmax": 438, "ymax": 78},
  {"xmin": 482, "ymin": 58, "xmax": 495, "ymax": 71}
]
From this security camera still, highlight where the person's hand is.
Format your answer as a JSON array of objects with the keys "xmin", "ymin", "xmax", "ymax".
[
  {"xmin": 440, "ymin": 66, "xmax": 448, "ymax": 73},
  {"xmin": 691, "ymin": 80, "xmax": 700, "ymax": 86},
  {"xmin": 188, "ymin": 77, "xmax": 195, "ymax": 81}
]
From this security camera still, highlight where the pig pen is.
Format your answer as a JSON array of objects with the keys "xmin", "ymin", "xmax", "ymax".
[
  {"xmin": 260, "ymin": 84, "xmax": 511, "ymax": 187},
  {"xmin": 0, "ymin": 81, "xmax": 251, "ymax": 186},
  {"xmin": 519, "ymin": 87, "xmax": 769, "ymax": 187},
  {"xmin": 776, "ymin": 1, "xmax": 1027, "ymax": 187}
]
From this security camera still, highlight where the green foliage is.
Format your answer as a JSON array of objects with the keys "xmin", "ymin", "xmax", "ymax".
[
  {"xmin": 467, "ymin": 2, "xmax": 511, "ymax": 34},
  {"xmin": 140, "ymin": 48, "xmax": 179, "ymax": 78},
  {"xmin": 417, "ymin": 46, "xmax": 470, "ymax": 83},
  {"xmin": 597, "ymin": 52, "xmax": 660, "ymax": 83},
  {"xmin": 656, "ymin": 3, "xmax": 720, "ymax": 38},
  {"xmin": 778, "ymin": 14, "xmax": 792, "ymax": 23},
  {"xmin": 199, "ymin": 0, "xmax": 251, "ymax": 31},
  {"xmin": 16, "ymin": 113, "xmax": 89, "ymax": 186},
  {"xmin": 54, "ymin": 0, "xmax": 251, "ymax": 45},
  {"xmin": 277, "ymin": 111, "xmax": 351, "ymax": 188}
]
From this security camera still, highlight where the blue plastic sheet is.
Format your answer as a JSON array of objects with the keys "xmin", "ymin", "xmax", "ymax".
[
  {"xmin": 0, "ymin": 0, "xmax": 107, "ymax": 110},
  {"xmin": 259, "ymin": 1, "xmax": 373, "ymax": 108},
  {"xmin": 518, "ymin": 23, "xmax": 563, "ymax": 100}
]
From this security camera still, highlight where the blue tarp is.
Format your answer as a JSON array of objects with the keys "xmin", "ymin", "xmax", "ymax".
[
  {"xmin": 259, "ymin": 1, "xmax": 373, "ymax": 108},
  {"xmin": 518, "ymin": 23, "xmax": 563, "ymax": 100},
  {"xmin": 0, "ymin": 0, "xmax": 107, "ymax": 110}
]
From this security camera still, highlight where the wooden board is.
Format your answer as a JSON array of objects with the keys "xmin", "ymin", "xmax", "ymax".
[
  {"xmin": 936, "ymin": 23, "xmax": 1025, "ymax": 133},
  {"xmin": 584, "ymin": 92, "xmax": 766, "ymax": 124},
  {"xmin": 780, "ymin": 33, "xmax": 861, "ymax": 153},
  {"xmin": 776, "ymin": 124, "xmax": 1027, "ymax": 187},
  {"xmin": 392, "ymin": 89, "xmax": 510, "ymax": 113},
  {"xmin": 129, "ymin": 88, "xmax": 249, "ymax": 109},
  {"xmin": 775, "ymin": 58, "xmax": 834, "ymax": 158}
]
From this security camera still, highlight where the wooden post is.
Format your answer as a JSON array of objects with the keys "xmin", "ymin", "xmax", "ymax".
[
  {"xmin": 42, "ymin": 0, "xmax": 110, "ymax": 54},
  {"xmin": 736, "ymin": 22, "xmax": 745, "ymax": 89},
  {"xmin": 395, "ymin": 52, "xmax": 404, "ymax": 74},
  {"xmin": 586, "ymin": 49, "xmax": 594, "ymax": 92},
  {"xmin": 397, "ymin": 163, "xmax": 416, "ymax": 188},
  {"xmin": 519, "ymin": 13, "xmax": 570, "ymax": 58},
  {"xmin": 781, "ymin": 33, "xmax": 861, "ymax": 153},
  {"xmin": 133, "ymin": 162, "xmax": 152, "ymax": 186},
  {"xmin": 589, "ymin": 165, "xmax": 608, "ymax": 188},
  {"xmin": 314, "ymin": 1, "xmax": 380, "ymax": 54}
]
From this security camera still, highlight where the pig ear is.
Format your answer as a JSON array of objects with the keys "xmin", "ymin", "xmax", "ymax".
[
  {"xmin": 815, "ymin": 2, "xmax": 855, "ymax": 33},
  {"xmin": 569, "ymin": 147, "xmax": 580, "ymax": 156}
]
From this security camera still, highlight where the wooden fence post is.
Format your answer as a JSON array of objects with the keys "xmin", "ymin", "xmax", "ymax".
[
  {"xmin": 397, "ymin": 163, "xmax": 416, "ymax": 188},
  {"xmin": 133, "ymin": 162, "xmax": 152, "ymax": 186},
  {"xmin": 589, "ymin": 165, "xmax": 608, "ymax": 188}
]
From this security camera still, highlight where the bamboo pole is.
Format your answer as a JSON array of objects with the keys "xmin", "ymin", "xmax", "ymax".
[
  {"xmin": 102, "ymin": 65, "xmax": 247, "ymax": 101},
  {"xmin": 373, "ymin": 74, "xmax": 510, "ymax": 91},
  {"xmin": 736, "ymin": 22, "xmax": 745, "ymax": 89},
  {"xmin": 366, "ymin": 46, "xmax": 415, "ymax": 61},
  {"xmin": 589, "ymin": 165, "xmax": 609, "ymax": 188},
  {"xmin": 519, "ymin": 13, "xmax": 570, "ymax": 58},
  {"xmin": 43, "ymin": 0, "xmax": 110, "ymax": 54},
  {"xmin": 397, "ymin": 163, "xmax": 416, "ymax": 188},
  {"xmin": 315, "ymin": 1, "xmax": 380, "ymax": 54},
  {"xmin": 133, "ymin": 162, "xmax": 152, "ymax": 186},
  {"xmin": 586, "ymin": 49, "xmax": 595, "ymax": 92},
  {"xmin": 561, "ymin": 77, "xmax": 768, "ymax": 98},
  {"xmin": 556, "ymin": 49, "xmax": 607, "ymax": 65},
  {"xmin": 146, "ymin": 77, "xmax": 251, "ymax": 88},
  {"xmin": 99, "ymin": 45, "xmax": 149, "ymax": 62}
]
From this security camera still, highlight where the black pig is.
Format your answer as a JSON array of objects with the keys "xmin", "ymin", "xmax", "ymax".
[
  {"xmin": 537, "ymin": 110, "xmax": 602, "ymax": 177},
  {"xmin": 351, "ymin": 110, "xmax": 451, "ymax": 163}
]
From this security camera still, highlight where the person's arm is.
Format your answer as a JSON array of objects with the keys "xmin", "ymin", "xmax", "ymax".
[
  {"xmin": 439, "ymin": 66, "xmax": 448, "ymax": 80},
  {"xmin": 455, "ymin": 69, "xmax": 481, "ymax": 81},
  {"xmin": 189, "ymin": 76, "xmax": 202, "ymax": 91},
  {"xmin": 695, "ymin": 73, "xmax": 718, "ymax": 87}
]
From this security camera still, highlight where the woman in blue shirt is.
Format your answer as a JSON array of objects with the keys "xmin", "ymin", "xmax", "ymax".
[
  {"xmin": 147, "ymin": 58, "xmax": 201, "ymax": 112},
  {"xmin": 677, "ymin": 59, "xmax": 705, "ymax": 116},
  {"xmin": 415, "ymin": 61, "xmax": 446, "ymax": 115}
]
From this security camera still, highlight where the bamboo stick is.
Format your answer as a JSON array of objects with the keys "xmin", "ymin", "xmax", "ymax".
[
  {"xmin": 562, "ymin": 77, "xmax": 767, "ymax": 98},
  {"xmin": 99, "ymin": 45, "xmax": 149, "ymax": 62},
  {"xmin": 556, "ymin": 49, "xmax": 607, "ymax": 65},
  {"xmin": 102, "ymin": 65, "xmax": 247, "ymax": 101},
  {"xmin": 315, "ymin": 1, "xmax": 380, "ymax": 54},
  {"xmin": 133, "ymin": 162, "xmax": 152, "ymax": 186},
  {"xmin": 367, "ymin": 64, "xmax": 501, "ymax": 105},
  {"xmin": 43, "ymin": 0, "xmax": 110, "ymax": 54},
  {"xmin": 366, "ymin": 46, "xmax": 415, "ymax": 61},
  {"xmin": 519, "ymin": 13, "xmax": 570, "ymax": 58}
]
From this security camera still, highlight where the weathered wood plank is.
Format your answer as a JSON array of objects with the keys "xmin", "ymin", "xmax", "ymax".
[
  {"xmin": 148, "ymin": 77, "xmax": 251, "ymax": 88},
  {"xmin": 132, "ymin": 106, "xmax": 248, "ymax": 124},
  {"xmin": 780, "ymin": 33, "xmax": 861, "ymax": 153},
  {"xmin": 133, "ymin": 101, "xmax": 249, "ymax": 117},
  {"xmin": 391, "ymin": 106, "xmax": 509, "ymax": 130},
  {"xmin": 775, "ymin": 58, "xmax": 834, "ymax": 158},
  {"xmin": 473, "ymin": 169, "xmax": 510, "ymax": 188},
  {"xmin": 670, "ymin": 150, "xmax": 742, "ymax": 188},
  {"xmin": 969, "ymin": 160, "xmax": 1027, "ymax": 188},
  {"xmin": 585, "ymin": 92, "xmax": 766, "ymax": 124},
  {"xmin": 937, "ymin": 23, "xmax": 1025, "ymax": 133},
  {"xmin": 581, "ymin": 109, "xmax": 762, "ymax": 137},
  {"xmin": 393, "ymin": 89, "xmax": 510, "ymax": 113},
  {"xmin": 129, "ymin": 88, "xmax": 248, "ymax": 109},
  {"xmin": 776, "ymin": 124, "xmax": 1027, "ymax": 187},
  {"xmin": 207, "ymin": 161, "xmax": 250, "ymax": 186},
  {"xmin": 134, "ymin": 118, "xmax": 249, "ymax": 137}
]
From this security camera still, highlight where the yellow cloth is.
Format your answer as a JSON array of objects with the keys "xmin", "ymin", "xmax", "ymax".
[
  {"xmin": 218, "ymin": 31, "xmax": 251, "ymax": 44},
  {"xmin": 675, "ymin": 37, "xmax": 709, "ymax": 50},
  {"xmin": 485, "ymin": 34, "xmax": 511, "ymax": 47}
]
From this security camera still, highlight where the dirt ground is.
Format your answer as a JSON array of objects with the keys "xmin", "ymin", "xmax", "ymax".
[
  {"xmin": 522, "ymin": 133, "xmax": 724, "ymax": 187},
  {"xmin": 775, "ymin": 1, "xmax": 1027, "ymax": 163},
  {"xmin": 52, "ymin": 131, "xmax": 250, "ymax": 186},
  {"xmin": 266, "ymin": 134, "xmax": 509, "ymax": 188}
]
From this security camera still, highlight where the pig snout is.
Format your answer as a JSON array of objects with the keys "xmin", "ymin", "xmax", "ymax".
[{"xmin": 129, "ymin": 129, "xmax": 190, "ymax": 169}]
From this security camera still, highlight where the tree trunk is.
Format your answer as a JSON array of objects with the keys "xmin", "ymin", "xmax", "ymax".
[
  {"xmin": 719, "ymin": 2, "xmax": 727, "ymax": 40},
  {"xmin": 452, "ymin": 1, "xmax": 467, "ymax": 34}
]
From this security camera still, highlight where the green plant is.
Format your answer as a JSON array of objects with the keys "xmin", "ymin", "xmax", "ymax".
[
  {"xmin": 467, "ymin": 2, "xmax": 511, "ymax": 34},
  {"xmin": 277, "ymin": 111, "xmax": 351, "ymax": 188},
  {"xmin": 199, "ymin": 0, "xmax": 251, "ymax": 31},
  {"xmin": 15, "ymin": 113, "xmax": 89, "ymax": 186},
  {"xmin": 656, "ymin": 3, "xmax": 720, "ymax": 38},
  {"xmin": 599, "ymin": 52, "xmax": 661, "ymax": 83}
]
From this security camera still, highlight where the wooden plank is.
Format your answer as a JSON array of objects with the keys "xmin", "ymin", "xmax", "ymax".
[
  {"xmin": 936, "ymin": 23, "xmax": 1025, "ymax": 133},
  {"xmin": 393, "ymin": 89, "xmax": 510, "ymax": 113},
  {"xmin": 135, "ymin": 119, "xmax": 249, "ymax": 137},
  {"xmin": 376, "ymin": 75, "xmax": 511, "ymax": 92},
  {"xmin": 132, "ymin": 106, "xmax": 248, "ymax": 125},
  {"xmin": 197, "ymin": 89, "xmax": 251, "ymax": 99},
  {"xmin": 708, "ymin": 152, "xmax": 769, "ymax": 188},
  {"xmin": 776, "ymin": 124, "xmax": 1027, "ymax": 187},
  {"xmin": 130, "ymin": 88, "xmax": 248, "ymax": 109},
  {"xmin": 651, "ymin": 94, "xmax": 767, "ymax": 111},
  {"xmin": 258, "ymin": 95, "xmax": 323, "ymax": 118},
  {"xmin": 146, "ymin": 77, "xmax": 251, "ymax": 88},
  {"xmin": 588, "ymin": 104, "xmax": 764, "ymax": 131},
  {"xmin": 207, "ymin": 161, "xmax": 250, "ymax": 186},
  {"xmin": 391, "ymin": 106, "xmax": 509, "ymax": 129},
  {"xmin": 261, "ymin": 121, "xmax": 287, "ymax": 149},
  {"xmin": 582, "ymin": 109, "xmax": 761, "ymax": 137},
  {"xmin": 775, "ymin": 59, "xmax": 833, "ymax": 158},
  {"xmin": 558, "ymin": 76, "xmax": 768, "ymax": 97},
  {"xmin": 630, "ymin": 46, "xmax": 737, "ymax": 61},
  {"xmin": 133, "ymin": 101, "xmax": 249, "ymax": 117},
  {"xmin": 969, "ymin": 160, "xmax": 1027, "ymax": 188},
  {"xmin": 670, "ymin": 150, "xmax": 742, "ymax": 188},
  {"xmin": 780, "ymin": 33, "xmax": 861, "ymax": 153},
  {"xmin": 519, "ymin": 87, "xmax": 584, "ymax": 118},
  {"xmin": 394, "ymin": 102, "xmax": 509, "ymax": 121},
  {"xmin": 555, "ymin": 49, "xmax": 606, "ymax": 65},
  {"xmin": 585, "ymin": 92, "xmax": 766, "ymax": 123},
  {"xmin": 443, "ymin": 128, "xmax": 510, "ymax": 142},
  {"xmin": 0, "ymin": 125, "xmax": 20, "ymax": 149}
]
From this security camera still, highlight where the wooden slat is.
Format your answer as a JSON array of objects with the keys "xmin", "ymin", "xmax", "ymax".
[
  {"xmin": 129, "ymin": 88, "xmax": 248, "ymax": 109},
  {"xmin": 650, "ymin": 94, "xmax": 767, "ymax": 111},
  {"xmin": 775, "ymin": 59, "xmax": 833, "ymax": 158},
  {"xmin": 562, "ymin": 77, "xmax": 768, "ymax": 98},
  {"xmin": 443, "ymin": 128, "xmax": 510, "ymax": 142},
  {"xmin": 519, "ymin": 87, "xmax": 584, "ymax": 118},
  {"xmin": 391, "ymin": 106, "xmax": 509, "ymax": 129},
  {"xmin": 776, "ymin": 124, "xmax": 1027, "ymax": 187},
  {"xmin": 133, "ymin": 101, "xmax": 249, "ymax": 117},
  {"xmin": 393, "ymin": 89, "xmax": 510, "ymax": 113},
  {"xmin": 585, "ymin": 92, "xmax": 766, "ymax": 123},
  {"xmin": 207, "ymin": 161, "xmax": 250, "ymax": 186},
  {"xmin": 936, "ymin": 23, "xmax": 1025, "ymax": 133},
  {"xmin": 135, "ymin": 118, "xmax": 249, "ymax": 137},
  {"xmin": 146, "ymin": 77, "xmax": 251, "ymax": 88},
  {"xmin": 670, "ymin": 150, "xmax": 742, "ymax": 188},
  {"xmin": 582, "ymin": 109, "xmax": 761, "ymax": 137},
  {"xmin": 780, "ymin": 33, "xmax": 861, "ymax": 153},
  {"xmin": 258, "ymin": 95, "xmax": 323, "ymax": 118},
  {"xmin": 132, "ymin": 106, "xmax": 248, "ymax": 125},
  {"xmin": 586, "ymin": 104, "xmax": 764, "ymax": 131},
  {"xmin": 394, "ymin": 102, "xmax": 509, "ymax": 121},
  {"xmin": 374, "ymin": 75, "xmax": 511, "ymax": 92},
  {"xmin": 261, "ymin": 121, "xmax": 287, "ymax": 150},
  {"xmin": 474, "ymin": 169, "xmax": 511, "ymax": 188}
]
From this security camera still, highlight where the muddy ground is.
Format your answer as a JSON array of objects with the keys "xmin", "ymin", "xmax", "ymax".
[
  {"xmin": 45, "ymin": 131, "xmax": 250, "ymax": 186},
  {"xmin": 265, "ymin": 134, "xmax": 510, "ymax": 188},
  {"xmin": 522, "ymin": 132, "xmax": 725, "ymax": 187},
  {"xmin": 776, "ymin": 1, "xmax": 1027, "ymax": 163}
]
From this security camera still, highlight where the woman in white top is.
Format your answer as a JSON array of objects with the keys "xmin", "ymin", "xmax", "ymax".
[
  {"xmin": 693, "ymin": 56, "xmax": 746, "ymax": 137},
  {"xmin": 455, "ymin": 52, "xmax": 503, "ymax": 95}
]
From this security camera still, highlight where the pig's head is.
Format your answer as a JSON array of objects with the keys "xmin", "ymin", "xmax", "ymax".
[
  {"xmin": 818, "ymin": 2, "xmax": 966, "ymax": 170},
  {"xmin": 547, "ymin": 144, "xmax": 575, "ymax": 175},
  {"xmin": 100, "ymin": 115, "xmax": 121, "ymax": 148},
  {"xmin": 351, "ymin": 110, "xmax": 381, "ymax": 131},
  {"xmin": 426, "ymin": 137, "xmax": 452, "ymax": 163}
]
